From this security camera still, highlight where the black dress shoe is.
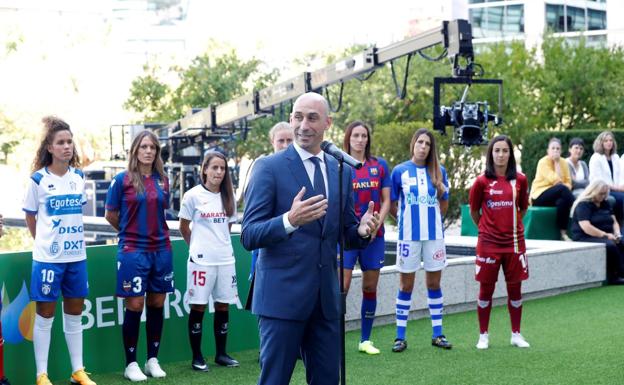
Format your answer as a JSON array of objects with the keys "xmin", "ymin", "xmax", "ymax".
[
  {"xmin": 192, "ymin": 357, "xmax": 209, "ymax": 371},
  {"xmin": 215, "ymin": 354, "xmax": 240, "ymax": 367},
  {"xmin": 0, "ymin": 377, "xmax": 10, "ymax": 385}
]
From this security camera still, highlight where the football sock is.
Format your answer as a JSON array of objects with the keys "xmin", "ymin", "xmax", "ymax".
[
  {"xmin": 146, "ymin": 305, "xmax": 164, "ymax": 359},
  {"xmin": 427, "ymin": 288, "xmax": 444, "ymax": 338},
  {"xmin": 0, "ymin": 321, "xmax": 5, "ymax": 379},
  {"xmin": 63, "ymin": 312, "xmax": 84, "ymax": 372},
  {"xmin": 214, "ymin": 309, "xmax": 229, "ymax": 356},
  {"xmin": 477, "ymin": 282, "xmax": 496, "ymax": 334},
  {"xmin": 122, "ymin": 309, "xmax": 141, "ymax": 365},
  {"xmin": 395, "ymin": 290, "xmax": 412, "ymax": 340},
  {"xmin": 34, "ymin": 314, "xmax": 54, "ymax": 376},
  {"xmin": 361, "ymin": 290, "xmax": 377, "ymax": 342},
  {"xmin": 188, "ymin": 308, "xmax": 205, "ymax": 360},
  {"xmin": 507, "ymin": 282, "xmax": 523, "ymax": 333}
]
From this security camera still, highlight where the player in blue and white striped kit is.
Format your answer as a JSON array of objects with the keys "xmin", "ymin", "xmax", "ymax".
[{"xmin": 390, "ymin": 128, "xmax": 452, "ymax": 352}]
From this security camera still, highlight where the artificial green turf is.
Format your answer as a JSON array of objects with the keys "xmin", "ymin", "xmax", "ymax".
[{"xmin": 84, "ymin": 286, "xmax": 623, "ymax": 385}]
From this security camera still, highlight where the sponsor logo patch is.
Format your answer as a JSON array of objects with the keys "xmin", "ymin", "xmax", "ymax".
[{"xmin": 433, "ymin": 249, "xmax": 445, "ymax": 261}]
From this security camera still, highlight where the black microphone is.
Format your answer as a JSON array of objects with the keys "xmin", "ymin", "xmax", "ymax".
[{"xmin": 320, "ymin": 141, "xmax": 363, "ymax": 169}]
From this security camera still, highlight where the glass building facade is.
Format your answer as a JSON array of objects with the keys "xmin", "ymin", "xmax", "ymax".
[{"xmin": 468, "ymin": 1, "xmax": 607, "ymax": 41}]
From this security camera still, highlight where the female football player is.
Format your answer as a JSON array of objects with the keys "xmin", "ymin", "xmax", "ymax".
[
  {"xmin": 23, "ymin": 117, "xmax": 96, "ymax": 385},
  {"xmin": 390, "ymin": 128, "xmax": 452, "ymax": 352},
  {"xmin": 179, "ymin": 151, "xmax": 239, "ymax": 371},
  {"xmin": 105, "ymin": 130, "xmax": 172, "ymax": 381},
  {"xmin": 340, "ymin": 121, "xmax": 391, "ymax": 355},
  {"xmin": 469, "ymin": 135, "xmax": 530, "ymax": 349}
]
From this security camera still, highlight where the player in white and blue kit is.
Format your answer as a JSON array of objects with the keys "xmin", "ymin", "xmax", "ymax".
[
  {"xmin": 23, "ymin": 117, "xmax": 96, "ymax": 385},
  {"xmin": 390, "ymin": 128, "xmax": 452, "ymax": 352}
]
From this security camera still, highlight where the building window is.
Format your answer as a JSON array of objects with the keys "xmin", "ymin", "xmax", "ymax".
[
  {"xmin": 567, "ymin": 6, "xmax": 586, "ymax": 32},
  {"xmin": 546, "ymin": 4, "xmax": 565, "ymax": 32},
  {"xmin": 469, "ymin": 4, "xmax": 524, "ymax": 38},
  {"xmin": 588, "ymin": 9, "xmax": 606, "ymax": 30}
]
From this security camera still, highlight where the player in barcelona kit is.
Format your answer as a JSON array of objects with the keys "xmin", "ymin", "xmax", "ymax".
[
  {"xmin": 390, "ymin": 128, "xmax": 452, "ymax": 352},
  {"xmin": 105, "ymin": 130, "xmax": 173, "ymax": 382},
  {"xmin": 469, "ymin": 135, "xmax": 531, "ymax": 349},
  {"xmin": 22, "ymin": 117, "xmax": 96, "ymax": 385},
  {"xmin": 339, "ymin": 121, "xmax": 391, "ymax": 355},
  {"xmin": 179, "ymin": 151, "xmax": 240, "ymax": 372},
  {"xmin": 0, "ymin": 214, "xmax": 9, "ymax": 385}
]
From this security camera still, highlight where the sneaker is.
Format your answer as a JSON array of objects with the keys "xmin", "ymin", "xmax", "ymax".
[
  {"xmin": 510, "ymin": 332, "xmax": 530, "ymax": 348},
  {"xmin": 124, "ymin": 362, "xmax": 147, "ymax": 382},
  {"xmin": 0, "ymin": 377, "xmax": 11, "ymax": 385},
  {"xmin": 145, "ymin": 357, "xmax": 167, "ymax": 378},
  {"xmin": 391, "ymin": 338, "xmax": 407, "ymax": 353},
  {"xmin": 476, "ymin": 333, "xmax": 489, "ymax": 350},
  {"xmin": 36, "ymin": 373, "xmax": 53, "ymax": 385},
  {"xmin": 70, "ymin": 368, "xmax": 97, "ymax": 385},
  {"xmin": 215, "ymin": 354, "xmax": 240, "ymax": 367},
  {"xmin": 432, "ymin": 335, "xmax": 453, "ymax": 349},
  {"xmin": 191, "ymin": 357, "xmax": 209, "ymax": 372},
  {"xmin": 358, "ymin": 340, "xmax": 381, "ymax": 355}
]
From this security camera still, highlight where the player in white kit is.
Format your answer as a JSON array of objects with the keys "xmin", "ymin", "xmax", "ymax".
[
  {"xmin": 23, "ymin": 117, "xmax": 96, "ymax": 385},
  {"xmin": 179, "ymin": 151, "xmax": 240, "ymax": 372}
]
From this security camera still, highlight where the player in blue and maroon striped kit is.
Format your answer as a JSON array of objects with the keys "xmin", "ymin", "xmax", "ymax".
[
  {"xmin": 340, "ymin": 121, "xmax": 391, "ymax": 355},
  {"xmin": 105, "ymin": 130, "xmax": 173, "ymax": 382}
]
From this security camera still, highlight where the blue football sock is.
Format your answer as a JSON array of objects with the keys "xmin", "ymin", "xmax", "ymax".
[
  {"xmin": 361, "ymin": 291, "xmax": 377, "ymax": 342},
  {"xmin": 396, "ymin": 290, "xmax": 412, "ymax": 340},
  {"xmin": 427, "ymin": 288, "xmax": 444, "ymax": 338}
]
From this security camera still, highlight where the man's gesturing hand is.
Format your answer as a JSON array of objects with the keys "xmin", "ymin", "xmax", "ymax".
[
  {"xmin": 288, "ymin": 187, "xmax": 328, "ymax": 227},
  {"xmin": 358, "ymin": 201, "xmax": 380, "ymax": 238}
]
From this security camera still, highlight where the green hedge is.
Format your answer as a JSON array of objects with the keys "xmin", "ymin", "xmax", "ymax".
[{"xmin": 522, "ymin": 129, "xmax": 624, "ymax": 184}]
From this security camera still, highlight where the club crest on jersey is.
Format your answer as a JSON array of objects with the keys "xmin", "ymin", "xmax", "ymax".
[
  {"xmin": 369, "ymin": 167, "xmax": 378, "ymax": 176},
  {"xmin": 122, "ymin": 280, "xmax": 132, "ymax": 292},
  {"xmin": 41, "ymin": 284, "xmax": 51, "ymax": 295},
  {"xmin": 49, "ymin": 242, "xmax": 60, "ymax": 256}
]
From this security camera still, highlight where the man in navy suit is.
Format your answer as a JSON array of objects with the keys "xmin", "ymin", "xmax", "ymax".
[{"xmin": 242, "ymin": 92, "xmax": 379, "ymax": 385}]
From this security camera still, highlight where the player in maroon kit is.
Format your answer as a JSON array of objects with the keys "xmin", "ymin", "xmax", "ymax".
[{"xmin": 469, "ymin": 135, "xmax": 531, "ymax": 350}]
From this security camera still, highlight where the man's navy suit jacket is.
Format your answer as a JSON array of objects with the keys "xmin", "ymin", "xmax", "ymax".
[{"xmin": 241, "ymin": 144, "xmax": 368, "ymax": 321}]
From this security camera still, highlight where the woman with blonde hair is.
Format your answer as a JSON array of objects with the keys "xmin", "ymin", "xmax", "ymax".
[
  {"xmin": 529, "ymin": 137, "xmax": 575, "ymax": 240},
  {"xmin": 588, "ymin": 131, "xmax": 624, "ymax": 223},
  {"xmin": 570, "ymin": 180, "xmax": 624, "ymax": 284}
]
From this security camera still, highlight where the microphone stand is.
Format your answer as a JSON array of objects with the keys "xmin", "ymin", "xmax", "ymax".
[{"xmin": 338, "ymin": 159, "xmax": 347, "ymax": 385}]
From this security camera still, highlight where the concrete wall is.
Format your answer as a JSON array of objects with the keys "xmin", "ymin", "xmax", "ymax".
[{"xmin": 344, "ymin": 236, "xmax": 606, "ymax": 330}]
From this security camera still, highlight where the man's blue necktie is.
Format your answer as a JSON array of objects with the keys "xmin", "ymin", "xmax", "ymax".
[{"xmin": 309, "ymin": 157, "xmax": 326, "ymax": 198}]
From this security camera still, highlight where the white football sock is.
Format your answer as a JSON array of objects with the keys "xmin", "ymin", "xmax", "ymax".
[
  {"xmin": 63, "ymin": 312, "xmax": 84, "ymax": 372},
  {"xmin": 34, "ymin": 314, "xmax": 54, "ymax": 376}
]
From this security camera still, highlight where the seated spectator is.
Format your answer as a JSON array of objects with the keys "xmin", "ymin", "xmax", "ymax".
[
  {"xmin": 530, "ymin": 137, "xmax": 575, "ymax": 241},
  {"xmin": 589, "ymin": 131, "xmax": 624, "ymax": 223},
  {"xmin": 570, "ymin": 180, "xmax": 624, "ymax": 285},
  {"xmin": 566, "ymin": 137, "xmax": 589, "ymax": 197}
]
